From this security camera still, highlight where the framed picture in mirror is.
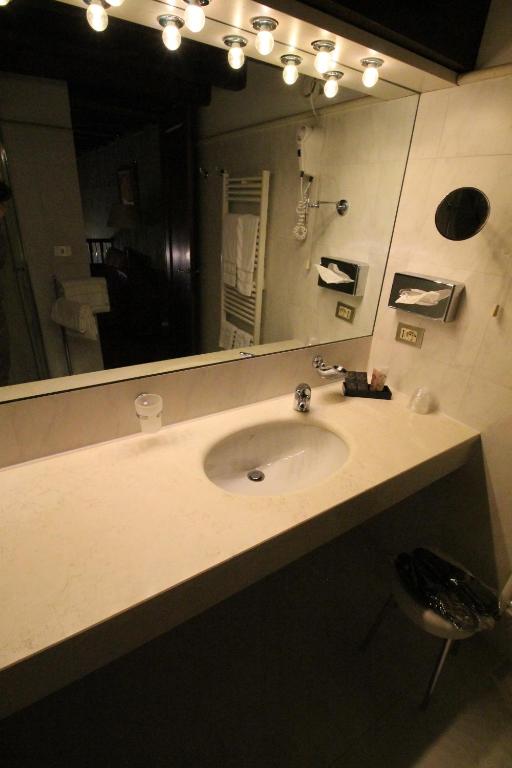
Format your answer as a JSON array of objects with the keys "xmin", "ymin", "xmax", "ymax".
[{"xmin": 117, "ymin": 165, "xmax": 138, "ymax": 207}]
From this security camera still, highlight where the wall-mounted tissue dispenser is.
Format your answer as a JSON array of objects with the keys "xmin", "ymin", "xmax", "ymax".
[
  {"xmin": 388, "ymin": 272, "xmax": 464, "ymax": 322},
  {"xmin": 316, "ymin": 258, "xmax": 368, "ymax": 296}
]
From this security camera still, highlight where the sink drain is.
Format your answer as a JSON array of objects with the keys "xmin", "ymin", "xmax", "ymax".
[{"xmin": 247, "ymin": 469, "xmax": 265, "ymax": 482}]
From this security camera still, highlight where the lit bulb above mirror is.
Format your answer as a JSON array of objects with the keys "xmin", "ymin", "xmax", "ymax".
[
  {"xmin": 223, "ymin": 35, "xmax": 247, "ymax": 70},
  {"xmin": 251, "ymin": 17, "xmax": 278, "ymax": 56},
  {"xmin": 361, "ymin": 57, "xmax": 384, "ymax": 87},
  {"xmin": 184, "ymin": 0, "xmax": 208, "ymax": 33},
  {"xmin": 84, "ymin": 0, "xmax": 108, "ymax": 32},
  {"xmin": 228, "ymin": 45, "xmax": 244, "ymax": 70},
  {"xmin": 311, "ymin": 40, "xmax": 335, "ymax": 74},
  {"xmin": 281, "ymin": 54, "xmax": 301, "ymax": 85},
  {"xmin": 323, "ymin": 70, "xmax": 343, "ymax": 99},
  {"xmin": 158, "ymin": 14, "xmax": 184, "ymax": 51}
]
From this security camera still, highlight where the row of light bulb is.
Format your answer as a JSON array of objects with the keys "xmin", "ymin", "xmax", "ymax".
[
  {"xmin": 0, "ymin": 0, "xmax": 209, "ymax": 28},
  {"xmin": 156, "ymin": 10, "xmax": 384, "ymax": 97},
  {"xmin": 0, "ymin": 0, "xmax": 384, "ymax": 98},
  {"xmin": 83, "ymin": 0, "xmax": 209, "ymax": 34}
]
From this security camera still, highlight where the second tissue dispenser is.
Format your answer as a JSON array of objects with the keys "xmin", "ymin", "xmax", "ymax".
[{"xmin": 388, "ymin": 272, "xmax": 464, "ymax": 322}]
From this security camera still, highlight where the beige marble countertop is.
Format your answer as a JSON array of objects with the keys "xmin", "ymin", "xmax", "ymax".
[{"xmin": 0, "ymin": 384, "xmax": 478, "ymax": 716}]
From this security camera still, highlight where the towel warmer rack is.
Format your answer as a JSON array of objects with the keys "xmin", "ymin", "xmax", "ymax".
[{"xmin": 221, "ymin": 170, "xmax": 270, "ymax": 345}]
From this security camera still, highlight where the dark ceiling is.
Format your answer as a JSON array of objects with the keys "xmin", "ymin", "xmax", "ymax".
[
  {"xmin": 0, "ymin": 0, "xmax": 246, "ymax": 154},
  {"xmin": 289, "ymin": 0, "xmax": 491, "ymax": 72},
  {"xmin": 0, "ymin": 0, "xmax": 492, "ymax": 154}
]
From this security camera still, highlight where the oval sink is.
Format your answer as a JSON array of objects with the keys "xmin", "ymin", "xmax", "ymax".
[{"xmin": 204, "ymin": 420, "xmax": 349, "ymax": 496}]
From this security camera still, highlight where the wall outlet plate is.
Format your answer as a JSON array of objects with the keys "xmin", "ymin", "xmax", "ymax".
[
  {"xmin": 336, "ymin": 301, "xmax": 355, "ymax": 323},
  {"xmin": 395, "ymin": 321, "xmax": 424, "ymax": 347}
]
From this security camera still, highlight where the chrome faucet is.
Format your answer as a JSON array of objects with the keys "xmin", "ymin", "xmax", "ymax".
[
  {"xmin": 313, "ymin": 355, "xmax": 347, "ymax": 380},
  {"xmin": 294, "ymin": 382, "xmax": 311, "ymax": 412}
]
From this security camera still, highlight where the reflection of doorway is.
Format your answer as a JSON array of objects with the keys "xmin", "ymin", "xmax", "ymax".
[
  {"xmin": 76, "ymin": 107, "xmax": 200, "ymax": 369},
  {"xmin": 76, "ymin": 123, "xmax": 174, "ymax": 369},
  {"xmin": 161, "ymin": 108, "xmax": 200, "ymax": 359},
  {"xmin": 0, "ymin": 0, "xmax": 243, "ymax": 382},
  {"xmin": 0, "ymin": 141, "xmax": 48, "ymax": 386}
]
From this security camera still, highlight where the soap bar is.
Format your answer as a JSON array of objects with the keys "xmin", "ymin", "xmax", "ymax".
[
  {"xmin": 345, "ymin": 371, "xmax": 368, "ymax": 393},
  {"xmin": 345, "ymin": 371, "xmax": 358, "ymax": 390},
  {"xmin": 356, "ymin": 371, "xmax": 368, "ymax": 392}
]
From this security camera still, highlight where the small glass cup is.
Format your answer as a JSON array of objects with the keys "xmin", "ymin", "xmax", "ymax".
[
  {"xmin": 409, "ymin": 387, "xmax": 433, "ymax": 415},
  {"xmin": 134, "ymin": 393, "xmax": 163, "ymax": 433}
]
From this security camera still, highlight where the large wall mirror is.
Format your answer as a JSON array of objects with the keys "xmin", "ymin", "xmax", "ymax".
[{"xmin": 0, "ymin": 0, "xmax": 419, "ymax": 402}]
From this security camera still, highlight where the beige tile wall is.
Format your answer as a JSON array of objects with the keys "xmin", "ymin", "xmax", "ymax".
[
  {"xmin": 369, "ymin": 74, "xmax": 512, "ymax": 600},
  {"xmin": 198, "ymin": 95, "xmax": 418, "ymax": 353}
]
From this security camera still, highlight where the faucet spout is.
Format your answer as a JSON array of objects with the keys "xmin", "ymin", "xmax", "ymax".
[
  {"xmin": 294, "ymin": 382, "xmax": 311, "ymax": 412},
  {"xmin": 313, "ymin": 355, "xmax": 347, "ymax": 380}
]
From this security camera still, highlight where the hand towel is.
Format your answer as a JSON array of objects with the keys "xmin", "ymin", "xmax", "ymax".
[
  {"xmin": 218, "ymin": 319, "xmax": 238, "ymax": 350},
  {"xmin": 222, "ymin": 214, "xmax": 241, "ymax": 288},
  {"xmin": 236, "ymin": 214, "xmax": 259, "ymax": 297},
  {"xmin": 233, "ymin": 327, "xmax": 254, "ymax": 349},
  {"xmin": 60, "ymin": 278, "xmax": 110, "ymax": 314},
  {"xmin": 51, "ymin": 298, "xmax": 98, "ymax": 341}
]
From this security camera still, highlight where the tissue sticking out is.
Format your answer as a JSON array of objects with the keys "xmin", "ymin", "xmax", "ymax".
[
  {"xmin": 316, "ymin": 257, "xmax": 369, "ymax": 296},
  {"xmin": 396, "ymin": 288, "xmax": 452, "ymax": 306},
  {"xmin": 388, "ymin": 271, "xmax": 465, "ymax": 322},
  {"xmin": 315, "ymin": 263, "xmax": 354, "ymax": 284}
]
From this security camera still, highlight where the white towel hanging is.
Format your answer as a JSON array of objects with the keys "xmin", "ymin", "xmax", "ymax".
[
  {"xmin": 221, "ymin": 213, "xmax": 240, "ymax": 288},
  {"xmin": 59, "ymin": 278, "xmax": 110, "ymax": 314},
  {"xmin": 220, "ymin": 171, "xmax": 270, "ymax": 346},
  {"xmin": 236, "ymin": 214, "xmax": 259, "ymax": 297},
  {"xmin": 51, "ymin": 298, "xmax": 98, "ymax": 341},
  {"xmin": 233, "ymin": 328, "xmax": 254, "ymax": 348},
  {"xmin": 219, "ymin": 319, "xmax": 238, "ymax": 349}
]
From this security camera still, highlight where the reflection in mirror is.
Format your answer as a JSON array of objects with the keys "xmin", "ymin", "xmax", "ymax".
[
  {"xmin": 435, "ymin": 187, "xmax": 490, "ymax": 241},
  {"xmin": 0, "ymin": 0, "xmax": 418, "ymax": 400}
]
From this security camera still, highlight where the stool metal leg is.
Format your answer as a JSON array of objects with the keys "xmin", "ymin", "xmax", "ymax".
[
  {"xmin": 420, "ymin": 638, "xmax": 454, "ymax": 709},
  {"xmin": 359, "ymin": 594, "xmax": 395, "ymax": 651}
]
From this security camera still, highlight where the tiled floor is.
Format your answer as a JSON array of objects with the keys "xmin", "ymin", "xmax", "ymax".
[{"xmin": 1, "ymin": 528, "xmax": 511, "ymax": 767}]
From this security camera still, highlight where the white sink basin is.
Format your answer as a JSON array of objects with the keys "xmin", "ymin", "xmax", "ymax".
[{"xmin": 204, "ymin": 420, "xmax": 349, "ymax": 496}]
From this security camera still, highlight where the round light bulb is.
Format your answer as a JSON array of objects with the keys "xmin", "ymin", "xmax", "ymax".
[
  {"xmin": 228, "ymin": 43, "xmax": 244, "ymax": 70},
  {"xmin": 86, "ymin": 0, "xmax": 108, "ymax": 32},
  {"xmin": 283, "ymin": 62, "xmax": 299, "ymax": 85},
  {"xmin": 0, "ymin": 0, "xmax": 12, "ymax": 6},
  {"xmin": 185, "ymin": 2, "xmax": 205, "ymax": 33},
  {"xmin": 255, "ymin": 29, "xmax": 274, "ymax": 56},
  {"xmin": 362, "ymin": 64, "xmax": 379, "ymax": 87},
  {"xmin": 323, "ymin": 76, "xmax": 339, "ymax": 99},
  {"xmin": 314, "ymin": 49, "xmax": 332, "ymax": 74},
  {"xmin": 107, "ymin": 0, "xmax": 124, "ymax": 6},
  {"xmin": 163, "ymin": 22, "xmax": 181, "ymax": 51}
]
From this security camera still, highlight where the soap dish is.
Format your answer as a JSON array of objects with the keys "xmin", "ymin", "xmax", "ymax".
[
  {"xmin": 344, "ymin": 384, "xmax": 392, "ymax": 400},
  {"xmin": 343, "ymin": 371, "xmax": 392, "ymax": 399}
]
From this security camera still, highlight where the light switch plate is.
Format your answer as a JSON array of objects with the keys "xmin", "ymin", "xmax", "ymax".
[
  {"xmin": 336, "ymin": 301, "xmax": 355, "ymax": 323},
  {"xmin": 54, "ymin": 245, "xmax": 72, "ymax": 258},
  {"xmin": 396, "ymin": 322, "xmax": 424, "ymax": 347}
]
